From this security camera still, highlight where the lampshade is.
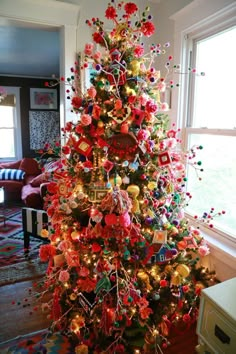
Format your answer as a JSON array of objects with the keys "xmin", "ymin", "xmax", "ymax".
[{"xmin": 0, "ymin": 187, "xmax": 4, "ymax": 203}]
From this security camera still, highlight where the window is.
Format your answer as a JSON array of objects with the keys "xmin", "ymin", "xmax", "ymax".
[
  {"xmin": 0, "ymin": 87, "xmax": 22, "ymax": 161},
  {"xmin": 183, "ymin": 20, "xmax": 236, "ymax": 238}
]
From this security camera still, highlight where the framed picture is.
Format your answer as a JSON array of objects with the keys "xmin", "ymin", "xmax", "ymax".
[
  {"xmin": 78, "ymin": 53, "xmax": 96, "ymax": 93},
  {"xmin": 30, "ymin": 88, "xmax": 57, "ymax": 110},
  {"xmin": 29, "ymin": 111, "xmax": 60, "ymax": 150}
]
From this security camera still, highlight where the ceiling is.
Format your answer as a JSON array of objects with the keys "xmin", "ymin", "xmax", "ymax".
[{"xmin": 0, "ymin": 19, "xmax": 60, "ymax": 78}]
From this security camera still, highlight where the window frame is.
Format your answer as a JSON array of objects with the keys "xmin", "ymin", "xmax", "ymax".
[
  {"xmin": 184, "ymin": 25, "xmax": 236, "ymax": 242},
  {"xmin": 171, "ymin": 0, "xmax": 236, "ymax": 254},
  {"xmin": 0, "ymin": 86, "xmax": 22, "ymax": 162}
]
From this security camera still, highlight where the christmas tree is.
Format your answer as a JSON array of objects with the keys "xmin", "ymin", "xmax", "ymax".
[{"xmin": 39, "ymin": 2, "xmax": 214, "ymax": 353}]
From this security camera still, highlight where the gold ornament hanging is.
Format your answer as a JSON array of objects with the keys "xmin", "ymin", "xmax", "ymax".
[
  {"xmin": 176, "ymin": 264, "xmax": 190, "ymax": 278},
  {"xmin": 127, "ymin": 184, "xmax": 140, "ymax": 214}
]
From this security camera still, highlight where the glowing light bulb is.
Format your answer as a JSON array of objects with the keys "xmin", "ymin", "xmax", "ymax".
[{"xmin": 153, "ymin": 329, "xmax": 159, "ymax": 336}]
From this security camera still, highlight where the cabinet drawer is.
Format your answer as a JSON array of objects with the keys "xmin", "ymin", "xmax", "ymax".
[{"xmin": 199, "ymin": 300, "xmax": 236, "ymax": 353}]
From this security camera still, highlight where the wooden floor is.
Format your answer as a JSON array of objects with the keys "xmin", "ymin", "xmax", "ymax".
[{"xmin": 0, "ymin": 278, "xmax": 51, "ymax": 343}]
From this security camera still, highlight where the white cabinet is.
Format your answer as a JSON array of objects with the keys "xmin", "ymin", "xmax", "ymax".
[{"xmin": 196, "ymin": 277, "xmax": 236, "ymax": 354}]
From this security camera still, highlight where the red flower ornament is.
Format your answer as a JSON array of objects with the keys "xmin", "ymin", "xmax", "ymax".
[
  {"xmin": 105, "ymin": 5, "xmax": 117, "ymax": 20},
  {"xmin": 124, "ymin": 2, "xmax": 138, "ymax": 16},
  {"xmin": 92, "ymin": 32, "xmax": 104, "ymax": 44},
  {"xmin": 141, "ymin": 21, "xmax": 155, "ymax": 37},
  {"xmin": 72, "ymin": 96, "xmax": 83, "ymax": 109}
]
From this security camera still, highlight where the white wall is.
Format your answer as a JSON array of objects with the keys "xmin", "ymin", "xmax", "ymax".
[{"xmin": 58, "ymin": 0, "xmax": 151, "ymax": 52}]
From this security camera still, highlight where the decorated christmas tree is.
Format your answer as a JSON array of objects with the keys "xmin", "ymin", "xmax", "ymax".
[{"xmin": 39, "ymin": 2, "xmax": 215, "ymax": 353}]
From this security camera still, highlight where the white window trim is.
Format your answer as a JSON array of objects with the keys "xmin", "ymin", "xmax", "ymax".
[
  {"xmin": 171, "ymin": 0, "xmax": 236, "ymax": 268},
  {"xmin": 170, "ymin": 0, "xmax": 236, "ymax": 128},
  {"xmin": 0, "ymin": 86, "xmax": 22, "ymax": 161}
]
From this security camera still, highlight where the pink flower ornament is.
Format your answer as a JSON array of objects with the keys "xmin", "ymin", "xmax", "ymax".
[
  {"xmin": 59, "ymin": 270, "xmax": 70, "ymax": 282},
  {"xmin": 81, "ymin": 114, "xmax": 92, "ymax": 126},
  {"xmin": 84, "ymin": 43, "xmax": 94, "ymax": 56}
]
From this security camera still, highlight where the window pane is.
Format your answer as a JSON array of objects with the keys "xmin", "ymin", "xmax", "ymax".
[
  {"xmin": 186, "ymin": 133, "xmax": 236, "ymax": 237},
  {"xmin": 0, "ymin": 106, "xmax": 14, "ymax": 127},
  {"xmin": 0, "ymin": 129, "xmax": 15, "ymax": 158},
  {"xmin": 193, "ymin": 27, "xmax": 236, "ymax": 129}
]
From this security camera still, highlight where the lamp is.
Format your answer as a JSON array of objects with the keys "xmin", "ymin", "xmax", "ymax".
[
  {"xmin": 0, "ymin": 187, "xmax": 4, "ymax": 203},
  {"xmin": 0, "ymin": 187, "xmax": 6, "ymax": 226}
]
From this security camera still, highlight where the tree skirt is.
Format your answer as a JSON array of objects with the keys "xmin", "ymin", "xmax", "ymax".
[{"xmin": 0, "ymin": 329, "xmax": 75, "ymax": 354}]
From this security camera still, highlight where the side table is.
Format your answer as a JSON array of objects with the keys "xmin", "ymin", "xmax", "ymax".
[{"xmin": 196, "ymin": 277, "xmax": 236, "ymax": 353}]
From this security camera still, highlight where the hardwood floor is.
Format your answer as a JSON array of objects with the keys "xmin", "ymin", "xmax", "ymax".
[{"xmin": 0, "ymin": 278, "xmax": 51, "ymax": 343}]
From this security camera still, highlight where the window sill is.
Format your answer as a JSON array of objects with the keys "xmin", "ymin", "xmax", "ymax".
[
  {"xmin": 203, "ymin": 233, "xmax": 236, "ymax": 269},
  {"xmin": 187, "ymin": 215, "xmax": 236, "ymax": 270}
]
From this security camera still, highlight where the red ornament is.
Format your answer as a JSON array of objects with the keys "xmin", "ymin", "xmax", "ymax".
[
  {"xmin": 160, "ymin": 279, "xmax": 168, "ymax": 287},
  {"xmin": 158, "ymin": 151, "xmax": 171, "ymax": 166},
  {"xmin": 75, "ymin": 137, "xmax": 93, "ymax": 156},
  {"xmin": 183, "ymin": 313, "xmax": 191, "ymax": 323}
]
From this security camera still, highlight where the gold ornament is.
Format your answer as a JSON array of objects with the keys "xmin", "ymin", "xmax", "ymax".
[
  {"xmin": 171, "ymin": 272, "xmax": 182, "ymax": 286},
  {"xmin": 127, "ymin": 184, "xmax": 140, "ymax": 214},
  {"xmin": 176, "ymin": 264, "xmax": 190, "ymax": 278},
  {"xmin": 147, "ymin": 181, "xmax": 157, "ymax": 190},
  {"xmin": 130, "ymin": 60, "xmax": 141, "ymax": 76},
  {"xmin": 137, "ymin": 270, "xmax": 152, "ymax": 290},
  {"xmin": 164, "ymin": 265, "xmax": 173, "ymax": 274},
  {"xmin": 97, "ymin": 120, "xmax": 104, "ymax": 128},
  {"xmin": 40, "ymin": 229, "xmax": 49, "ymax": 238},
  {"xmin": 71, "ymin": 230, "xmax": 80, "ymax": 240},
  {"xmin": 70, "ymin": 293, "xmax": 77, "ymax": 301}
]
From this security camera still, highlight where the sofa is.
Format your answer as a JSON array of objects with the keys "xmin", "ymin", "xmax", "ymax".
[{"xmin": 0, "ymin": 158, "xmax": 49, "ymax": 209}]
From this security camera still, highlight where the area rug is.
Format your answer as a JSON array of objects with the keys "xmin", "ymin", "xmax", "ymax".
[
  {"xmin": 0, "ymin": 258, "xmax": 47, "ymax": 286},
  {"xmin": 0, "ymin": 329, "xmax": 75, "ymax": 354},
  {"xmin": 0, "ymin": 205, "xmax": 44, "ymax": 268}
]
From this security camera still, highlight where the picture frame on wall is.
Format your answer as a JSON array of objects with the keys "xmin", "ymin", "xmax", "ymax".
[
  {"xmin": 30, "ymin": 88, "xmax": 57, "ymax": 110},
  {"xmin": 78, "ymin": 53, "xmax": 96, "ymax": 93},
  {"xmin": 29, "ymin": 110, "xmax": 60, "ymax": 150}
]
